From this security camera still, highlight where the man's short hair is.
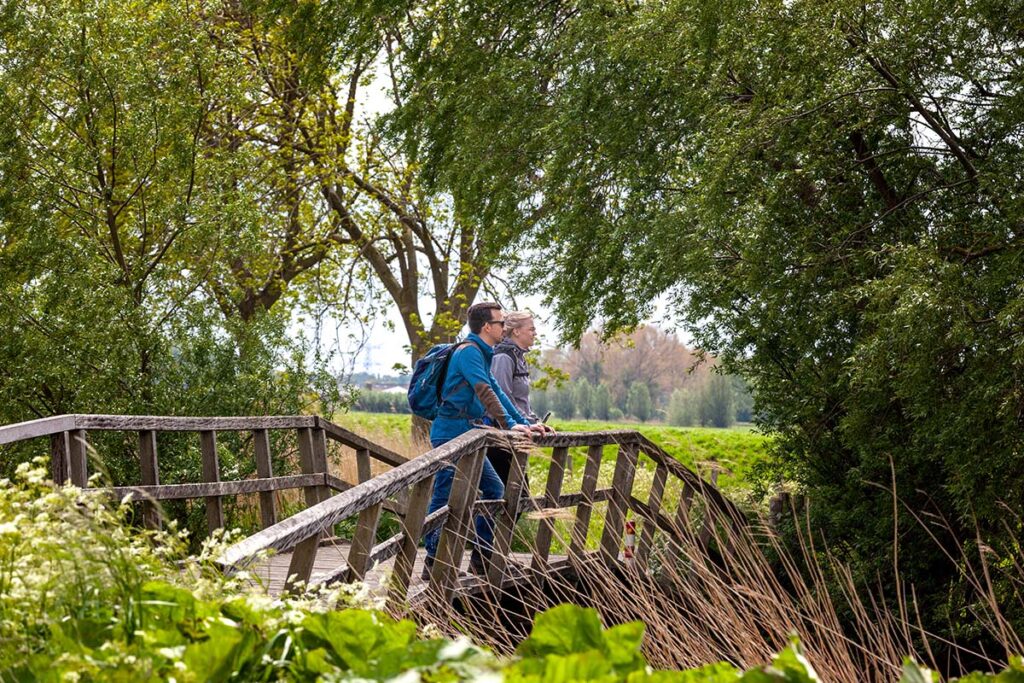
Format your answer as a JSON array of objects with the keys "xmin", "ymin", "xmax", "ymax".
[{"xmin": 467, "ymin": 301, "xmax": 502, "ymax": 334}]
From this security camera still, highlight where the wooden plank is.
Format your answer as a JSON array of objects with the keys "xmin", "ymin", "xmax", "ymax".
[
  {"xmin": 139, "ymin": 430, "xmax": 161, "ymax": 530},
  {"xmin": 571, "ymin": 445, "xmax": 604, "ymax": 562},
  {"xmin": 698, "ymin": 469, "xmax": 722, "ymax": 549},
  {"xmin": 76, "ymin": 414, "xmax": 315, "ymax": 432},
  {"xmin": 430, "ymin": 448, "xmax": 485, "ymax": 603},
  {"xmin": 0, "ymin": 415, "xmax": 77, "ymax": 446},
  {"xmin": 599, "ymin": 443, "xmax": 638, "ymax": 567},
  {"xmin": 636, "ymin": 463, "xmax": 668, "ymax": 570},
  {"xmin": 388, "ymin": 476, "xmax": 435, "ymax": 608},
  {"xmin": 285, "ymin": 534, "xmax": 321, "ymax": 594},
  {"xmin": 317, "ymin": 418, "xmax": 407, "ymax": 468},
  {"xmin": 200, "ymin": 431, "xmax": 224, "ymax": 533},
  {"xmin": 488, "ymin": 444, "xmax": 529, "ymax": 586},
  {"xmin": 68, "ymin": 429, "xmax": 88, "ymax": 487},
  {"xmin": 106, "ymin": 474, "xmax": 324, "ymax": 501},
  {"xmin": 325, "ymin": 474, "xmax": 407, "ymax": 516},
  {"xmin": 253, "ymin": 429, "xmax": 277, "ymax": 528},
  {"xmin": 356, "ymin": 447, "xmax": 372, "ymax": 483},
  {"xmin": 346, "ymin": 501, "xmax": 383, "ymax": 581},
  {"xmin": 532, "ymin": 446, "xmax": 569, "ymax": 571},
  {"xmin": 297, "ymin": 428, "xmax": 330, "ymax": 507},
  {"xmin": 635, "ymin": 434, "xmax": 745, "ymax": 528},
  {"xmin": 217, "ymin": 429, "xmax": 490, "ymax": 570},
  {"xmin": 49, "ymin": 432, "xmax": 70, "ymax": 485},
  {"xmin": 531, "ymin": 430, "xmax": 640, "ymax": 448}
]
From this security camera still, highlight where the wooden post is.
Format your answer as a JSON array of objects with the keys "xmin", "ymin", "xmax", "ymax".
[
  {"xmin": 68, "ymin": 429, "xmax": 88, "ymax": 487},
  {"xmin": 50, "ymin": 432, "xmax": 70, "ymax": 485},
  {"xmin": 200, "ymin": 431, "xmax": 224, "ymax": 534},
  {"xmin": 531, "ymin": 446, "xmax": 568, "ymax": 572},
  {"xmin": 253, "ymin": 429, "xmax": 278, "ymax": 529},
  {"xmin": 388, "ymin": 475, "xmax": 435, "ymax": 610},
  {"xmin": 697, "ymin": 469, "xmax": 721, "ymax": 549},
  {"xmin": 635, "ymin": 462, "xmax": 668, "ymax": 571},
  {"xmin": 347, "ymin": 500, "xmax": 383, "ymax": 582},
  {"xmin": 287, "ymin": 427, "xmax": 330, "ymax": 592},
  {"xmin": 570, "ymin": 444, "xmax": 604, "ymax": 562},
  {"xmin": 599, "ymin": 442, "xmax": 638, "ymax": 567},
  {"xmin": 356, "ymin": 447, "xmax": 372, "ymax": 483},
  {"xmin": 430, "ymin": 448, "xmax": 485, "ymax": 603},
  {"xmin": 139, "ymin": 430, "xmax": 161, "ymax": 530},
  {"xmin": 488, "ymin": 444, "xmax": 529, "ymax": 586}
]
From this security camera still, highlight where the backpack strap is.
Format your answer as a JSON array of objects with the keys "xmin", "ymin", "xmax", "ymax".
[
  {"xmin": 494, "ymin": 344, "xmax": 530, "ymax": 379},
  {"xmin": 437, "ymin": 339, "xmax": 488, "ymax": 418}
]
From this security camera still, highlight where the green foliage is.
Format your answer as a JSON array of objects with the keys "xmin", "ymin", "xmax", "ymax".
[
  {"xmin": 628, "ymin": 383, "xmax": 654, "ymax": 423},
  {"xmin": 700, "ymin": 375, "xmax": 735, "ymax": 429},
  {"xmin": 385, "ymin": 0, "xmax": 1024, "ymax": 652},
  {"xmin": 575, "ymin": 379, "xmax": 594, "ymax": 419},
  {"xmin": 552, "ymin": 385, "xmax": 577, "ymax": 419},
  {"xmin": 2, "ymin": 465, "xmax": 1020, "ymax": 681},
  {"xmin": 668, "ymin": 388, "xmax": 699, "ymax": 427},
  {"xmin": 353, "ymin": 390, "xmax": 411, "ymax": 414},
  {"xmin": 593, "ymin": 383, "xmax": 613, "ymax": 421}
]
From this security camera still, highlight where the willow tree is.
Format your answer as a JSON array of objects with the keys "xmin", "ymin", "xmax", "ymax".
[{"xmin": 383, "ymin": 0, "xmax": 1024, "ymax": 661}]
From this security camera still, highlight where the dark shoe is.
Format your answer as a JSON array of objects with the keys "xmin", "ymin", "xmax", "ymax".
[{"xmin": 421, "ymin": 555, "xmax": 434, "ymax": 581}]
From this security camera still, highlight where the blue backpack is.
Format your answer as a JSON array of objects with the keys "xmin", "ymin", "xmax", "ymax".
[{"xmin": 407, "ymin": 340, "xmax": 483, "ymax": 420}]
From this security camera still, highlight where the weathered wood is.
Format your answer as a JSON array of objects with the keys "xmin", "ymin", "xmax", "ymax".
[
  {"xmin": 532, "ymin": 446, "xmax": 569, "ymax": 571},
  {"xmin": 325, "ymin": 474, "xmax": 407, "ymax": 517},
  {"xmin": 77, "ymin": 414, "xmax": 316, "ymax": 432},
  {"xmin": 388, "ymin": 476, "xmax": 434, "ymax": 607},
  {"xmin": 318, "ymin": 418, "xmax": 407, "ymax": 468},
  {"xmin": 571, "ymin": 444, "xmax": 604, "ymax": 562},
  {"xmin": 297, "ymin": 428, "xmax": 330, "ymax": 507},
  {"xmin": 253, "ymin": 429, "xmax": 277, "ymax": 528},
  {"xmin": 698, "ymin": 469, "xmax": 722, "ymax": 550},
  {"xmin": 488, "ymin": 445, "xmax": 529, "ymax": 586},
  {"xmin": 600, "ymin": 443, "xmax": 638, "ymax": 567},
  {"xmin": 200, "ymin": 431, "xmax": 224, "ymax": 533},
  {"xmin": 630, "ymin": 496, "xmax": 690, "ymax": 546},
  {"xmin": 347, "ymin": 501, "xmax": 383, "ymax": 582},
  {"xmin": 49, "ymin": 432, "xmax": 70, "ymax": 485},
  {"xmin": 0, "ymin": 415, "xmax": 77, "ymax": 446},
  {"xmin": 68, "ymin": 430, "xmax": 88, "ymax": 487},
  {"xmin": 106, "ymin": 475, "xmax": 324, "ymax": 501},
  {"xmin": 635, "ymin": 463, "xmax": 668, "ymax": 570},
  {"xmin": 285, "ymin": 428, "xmax": 333, "ymax": 591},
  {"xmin": 531, "ymin": 430, "xmax": 639, "ymax": 448},
  {"xmin": 430, "ymin": 448, "xmax": 485, "ymax": 602},
  {"xmin": 356, "ymin": 447, "xmax": 372, "ymax": 483},
  {"xmin": 138, "ymin": 430, "xmax": 161, "ymax": 530},
  {"xmin": 218, "ymin": 430, "xmax": 490, "ymax": 570},
  {"xmin": 636, "ymin": 435, "xmax": 745, "ymax": 527}
]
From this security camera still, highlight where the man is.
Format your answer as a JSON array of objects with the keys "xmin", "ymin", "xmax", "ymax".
[{"xmin": 422, "ymin": 302, "xmax": 541, "ymax": 579}]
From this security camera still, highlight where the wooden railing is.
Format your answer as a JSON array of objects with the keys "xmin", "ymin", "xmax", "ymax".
[
  {"xmin": 1, "ymin": 414, "xmax": 748, "ymax": 610},
  {"xmin": 0, "ymin": 414, "xmax": 408, "ymax": 535},
  {"xmin": 216, "ymin": 427, "xmax": 747, "ymax": 608}
]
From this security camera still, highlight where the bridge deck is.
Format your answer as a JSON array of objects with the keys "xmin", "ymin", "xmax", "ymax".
[{"xmin": 252, "ymin": 542, "xmax": 558, "ymax": 600}]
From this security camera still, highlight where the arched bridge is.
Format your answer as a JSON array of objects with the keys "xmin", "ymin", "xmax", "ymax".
[{"xmin": 0, "ymin": 414, "xmax": 748, "ymax": 614}]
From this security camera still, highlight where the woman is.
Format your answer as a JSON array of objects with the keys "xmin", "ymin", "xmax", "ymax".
[{"xmin": 489, "ymin": 311, "xmax": 554, "ymax": 486}]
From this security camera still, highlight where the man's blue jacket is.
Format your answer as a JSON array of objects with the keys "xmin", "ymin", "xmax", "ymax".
[{"xmin": 429, "ymin": 332, "xmax": 530, "ymax": 444}]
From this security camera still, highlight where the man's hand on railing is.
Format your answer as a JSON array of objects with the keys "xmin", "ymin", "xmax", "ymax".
[
  {"xmin": 511, "ymin": 424, "xmax": 533, "ymax": 437},
  {"xmin": 530, "ymin": 423, "xmax": 555, "ymax": 435}
]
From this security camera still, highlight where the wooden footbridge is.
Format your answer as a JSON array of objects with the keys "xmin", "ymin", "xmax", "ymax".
[{"xmin": 0, "ymin": 414, "xmax": 747, "ymax": 615}]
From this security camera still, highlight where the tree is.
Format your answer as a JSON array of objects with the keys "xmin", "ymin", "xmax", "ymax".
[
  {"xmin": 627, "ymin": 383, "xmax": 652, "ymax": 423},
  {"xmin": 574, "ymin": 379, "xmax": 593, "ymax": 419},
  {"xmin": 592, "ymin": 383, "xmax": 612, "ymax": 421},
  {"xmin": 667, "ymin": 389, "xmax": 697, "ymax": 427},
  {"xmin": 551, "ymin": 385, "xmax": 576, "ymax": 420},
  {"xmin": 699, "ymin": 375, "xmax": 735, "ymax": 429},
  {"xmin": 385, "ymin": 0, "xmax": 1024, "ymax": 656}
]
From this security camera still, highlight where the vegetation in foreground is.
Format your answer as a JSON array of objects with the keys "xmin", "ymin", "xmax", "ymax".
[{"xmin": 2, "ymin": 463, "xmax": 1020, "ymax": 682}]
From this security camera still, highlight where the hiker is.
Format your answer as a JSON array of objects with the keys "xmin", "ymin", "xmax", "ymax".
[
  {"xmin": 421, "ymin": 302, "xmax": 539, "ymax": 579},
  {"xmin": 488, "ymin": 311, "xmax": 555, "ymax": 487}
]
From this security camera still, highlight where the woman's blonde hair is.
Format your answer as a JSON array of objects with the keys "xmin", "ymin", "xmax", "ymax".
[{"xmin": 502, "ymin": 311, "xmax": 534, "ymax": 338}]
